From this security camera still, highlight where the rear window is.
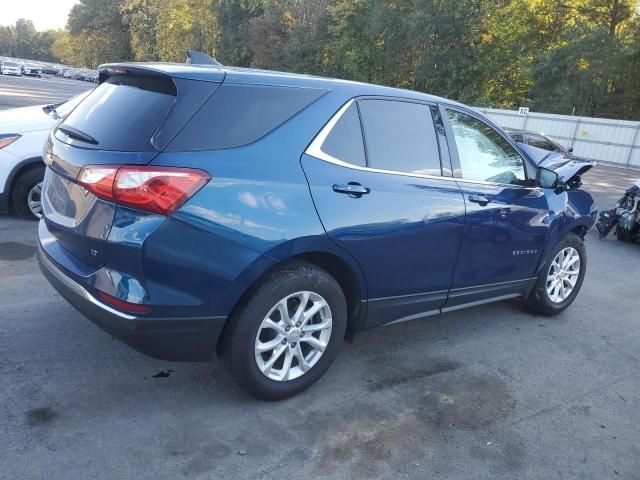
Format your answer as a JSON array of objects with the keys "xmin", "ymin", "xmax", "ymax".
[
  {"xmin": 58, "ymin": 76, "xmax": 176, "ymax": 152},
  {"xmin": 167, "ymin": 83, "xmax": 326, "ymax": 151}
]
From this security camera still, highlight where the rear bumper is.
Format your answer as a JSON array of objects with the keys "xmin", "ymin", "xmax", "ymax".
[{"xmin": 38, "ymin": 243, "xmax": 226, "ymax": 362}]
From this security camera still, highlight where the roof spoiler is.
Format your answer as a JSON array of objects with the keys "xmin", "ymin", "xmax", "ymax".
[
  {"xmin": 186, "ymin": 50, "xmax": 222, "ymax": 66},
  {"xmin": 98, "ymin": 64, "xmax": 174, "ymax": 84}
]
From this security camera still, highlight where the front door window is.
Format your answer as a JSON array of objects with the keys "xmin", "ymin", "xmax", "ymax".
[{"xmin": 446, "ymin": 110, "xmax": 526, "ymax": 185}]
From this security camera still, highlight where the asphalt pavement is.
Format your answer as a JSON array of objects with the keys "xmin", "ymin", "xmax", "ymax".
[
  {"xmin": 0, "ymin": 74, "xmax": 91, "ymax": 110},
  {"xmin": 1, "ymin": 79, "xmax": 639, "ymax": 480}
]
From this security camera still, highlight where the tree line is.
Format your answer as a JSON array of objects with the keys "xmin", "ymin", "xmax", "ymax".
[
  {"xmin": 0, "ymin": 19, "xmax": 58, "ymax": 63},
  {"xmin": 1, "ymin": 0, "xmax": 639, "ymax": 119}
]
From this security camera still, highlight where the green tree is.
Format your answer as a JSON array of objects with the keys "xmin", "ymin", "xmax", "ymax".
[
  {"xmin": 323, "ymin": 0, "xmax": 383, "ymax": 82},
  {"xmin": 215, "ymin": 0, "xmax": 264, "ymax": 66},
  {"xmin": 0, "ymin": 20, "xmax": 59, "ymax": 61},
  {"xmin": 156, "ymin": 0, "xmax": 218, "ymax": 62},
  {"xmin": 531, "ymin": 0, "xmax": 638, "ymax": 116},
  {"xmin": 2, "ymin": 0, "xmax": 639, "ymax": 120},
  {"xmin": 13, "ymin": 19, "xmax": 40, "ymax": 59},
  {"xmin": 121, "ymin": 0, "xmax": 160, "ymax": 61},
  {"xmin": 67, "ymin": 0, "xmax": 132, "ymax": 66}
]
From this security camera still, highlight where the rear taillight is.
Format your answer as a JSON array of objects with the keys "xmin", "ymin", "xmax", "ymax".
[
  {"xmin": 77, "ymin": 166, "xmax": 118, "ymax": 199},
  {"xmin": 77, "ymin": 165, "xmax": 210, "ymax": 215},
  {"xmin": 0, "ymin": 134, "xmax": 21, "ymax": 149}
]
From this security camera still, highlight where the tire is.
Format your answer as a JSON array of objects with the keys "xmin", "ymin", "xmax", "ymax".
[
  {"xmin": 218, "ymin": 260, "xmax": 347, "ymax": 400},
  {"xmin": 525, "ymin": 233, "xmax": 586, "ymax": 316},
  {"xmin": 11, "ymin": 166, "xmax": 45, "ymax": 220}
]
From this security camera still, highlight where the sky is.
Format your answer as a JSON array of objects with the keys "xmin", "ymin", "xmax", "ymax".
[{"xmin": 2, "ymin": 0, "xmax": 79, "ymax": 31}]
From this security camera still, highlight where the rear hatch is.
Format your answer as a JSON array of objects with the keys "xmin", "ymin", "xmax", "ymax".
[{"xmin": 42, "ymin": 65, "xmax": 223, "ymax": 269}]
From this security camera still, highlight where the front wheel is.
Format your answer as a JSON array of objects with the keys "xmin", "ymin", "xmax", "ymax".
[
  {"xmin": 218, "ymin": 261, "xmax": 347, "ymax": 400},
  {"xmin": 525, "ymin": 233, "xmax": 587, "ymax": 316}
]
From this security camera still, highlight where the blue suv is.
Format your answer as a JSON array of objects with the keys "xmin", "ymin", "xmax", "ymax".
[{"xmin": 38, "ymin": 60, "xmax": 597, "ymax": 399}]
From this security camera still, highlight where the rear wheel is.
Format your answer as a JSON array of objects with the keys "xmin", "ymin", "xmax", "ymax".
[
  {"xmin": 218, "ymin": 261, "xmax": 347, "ymax": 400},
  {"xmin": 11, "ymin": 166, "xmax": 45, "ymax": 220},
  {"xmin": 525, "ymin": 233, "xmax": 586, "ymax": 316}
]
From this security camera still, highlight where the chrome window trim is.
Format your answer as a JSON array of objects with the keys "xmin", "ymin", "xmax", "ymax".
[
  {"xmin": 306, "ymin": 99, "xmax": 356, "ymax": 166},
  {"xmin": 305, "ymin": 98, "xmax": 542, "ymax": 191}
]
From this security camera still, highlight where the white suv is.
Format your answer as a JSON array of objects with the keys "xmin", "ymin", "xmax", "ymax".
[{"xmin": 0, "ymin": 91, "xmax": 90, "ymax": 218}]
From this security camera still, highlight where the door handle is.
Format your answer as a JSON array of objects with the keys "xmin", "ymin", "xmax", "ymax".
[
  {"xmin": 468, "ymin": 193, "xmax": 490, "ymax": 206},
  {"xmin": 333, "ymin": 183, "xmax": 370, "ymax": 197}
]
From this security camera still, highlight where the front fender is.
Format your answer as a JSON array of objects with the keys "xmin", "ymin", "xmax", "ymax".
[{"xmin": 535, "ymin": 188, "xmax": 597, "ymax": 275}]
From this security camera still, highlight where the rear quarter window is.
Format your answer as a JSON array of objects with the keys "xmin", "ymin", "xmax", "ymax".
[
  {"xmin": 167, "ymin": 83, "xmax": 327, "ymax": 151},
  {"xmin": 319, "ymin": 103, "xmax": 366, "ymax": 167}
]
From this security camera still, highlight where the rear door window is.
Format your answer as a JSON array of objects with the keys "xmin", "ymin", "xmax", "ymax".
[
  {"xmin": 358, "ymin": 99, "xmax": 442, "ymax": 176},
  {"xmin": 58, "ymin": 76, "xmax": 176, "ymax": 151},
  {"xmin": 167, "ymin": 83, "xmax": 327, "ymax": 151}
]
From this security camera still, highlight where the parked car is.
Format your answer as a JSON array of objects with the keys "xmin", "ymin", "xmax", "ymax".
[
  {"xmin": 1, "ymin": 61, "xmax": 22, "ymax": 76},
  {"xmin": 84, "ymin": 70, "xmax": 99, "ymax": 83},
  {"xmin": 22, "ymin": 64, "xmax": 42, "ymax": 77},
  {"xmin": 0, "ymin": 91, "xmax": 91, "ymax": 219},
  {"xmin": 37, "ymin": 60, "xmax": 597, "ymax": 400},
  {"xmin": 41, "ymin": 65, "xmax": 60, "ymax": 75},
  {"xmin": 505, "ymin": 128, "xmax": 576, "ymax": 157}
]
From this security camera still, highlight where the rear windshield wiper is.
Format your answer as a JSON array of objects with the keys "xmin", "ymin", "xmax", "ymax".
[
  {"xmin": 57, "ymin": 126, "xmax": 99, "ymax": 145},
  {"xmin": 43, "ymin": 103, "xmax": 63, "ymax": 119}
]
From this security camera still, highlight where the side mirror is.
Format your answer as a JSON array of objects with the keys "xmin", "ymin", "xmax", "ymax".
[
  {"xmin": 537, "ymin": 167, "xmax": 566, "ymax": 193},
  {"xmin": 568, "ymin": 147, "xmax": 574, "ymax": 153}
]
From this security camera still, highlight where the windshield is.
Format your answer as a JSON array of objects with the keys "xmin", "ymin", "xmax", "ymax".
[{"xmin": 4, "ymin": 62, "xmax": 19, "ymax": 68}]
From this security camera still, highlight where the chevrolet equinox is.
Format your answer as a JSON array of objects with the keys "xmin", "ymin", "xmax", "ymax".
[{"xmin": 38, "ymin": 60, "xmax": 597, "ymax": 399}]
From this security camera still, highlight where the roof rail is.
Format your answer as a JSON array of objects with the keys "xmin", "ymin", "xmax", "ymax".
[{"xmin": 186, "ymin": 50, "xmax": 222, "ymax": 66}]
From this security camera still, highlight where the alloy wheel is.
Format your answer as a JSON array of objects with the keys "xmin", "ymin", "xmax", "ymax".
[
  {"xmin": 27, "ymin": 181, "xmax": 43, "ymax": 218},
  {"xmin": 255, "ymin": 291, "xmax": 332, "ymax": 381},
  {"xmin": 546, "ymin": 247, "xmax": 580, "ymax": 303}
]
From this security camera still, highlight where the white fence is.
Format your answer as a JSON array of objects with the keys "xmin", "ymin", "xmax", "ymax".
[{"xmin": 477, "ymin": 107, "xmax": 640, "ymax": 167}]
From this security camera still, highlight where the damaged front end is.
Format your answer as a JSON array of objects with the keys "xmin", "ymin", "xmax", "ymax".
[
  {"xmin": 596, "ymin": 180, "xmax": 640, "ymax": 242},
  {"xmin": 517, "ymin": 143, "xmax": 596, "ymax": 190}
]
